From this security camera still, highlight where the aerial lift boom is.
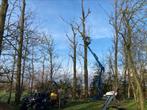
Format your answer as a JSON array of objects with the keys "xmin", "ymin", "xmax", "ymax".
[{"xmin": 87, "ymin": 46, "xmax": 105, "ymax": 99}]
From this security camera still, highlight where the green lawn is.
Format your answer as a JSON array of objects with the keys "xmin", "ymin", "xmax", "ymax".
[
  {"xmin": 62, "ymin": 100, "xmax": 147, "ymax": 110},
  {"xmin": 0, "ymin": 91, "xmax": 28, "ymax": 103},
  {"xmin": 122, "ymin": 100, "xmax": 147, "ymax": 110},
  {"xmin": 1, "ymin": 91, "xmax": 147, "ymax": 110},
  {"xmin": 63, "ymin": 101, "xmax": 103, "ymax": 110},
  {"xmin": 0, "ymin": 91, "xmax": 15, "ymax": 102},
  {"xmin": 0, "ymin": 99, "xmax": 147, "ymax": 110}
]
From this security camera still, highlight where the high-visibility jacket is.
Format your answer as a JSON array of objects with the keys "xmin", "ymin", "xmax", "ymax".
[{"xmin": 50, "ymin": 92, "xmax": 57, "ymax": 100}]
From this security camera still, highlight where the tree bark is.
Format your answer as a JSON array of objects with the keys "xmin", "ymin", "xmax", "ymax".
[
  {"xmin": 66, "ymin": 24, "xmax": 77, "ymax": 99},
  {"xmin": 114, "ymin": 0, "xmax": 118, "ymax": 90},
  {"xmin": 21, "ymin": 33, "xmax": 29, "ymax": 95},
  {"xmin": 73, "ymin": 33, "xmax": 77, "ymax": 99},
  {"xmin": 82, "ymin": 0, "xmax": 88, "ymax": 98},
  {"xmin": 7, "ymin": 51, "xmax": 16, "ymax": 104},
  {"xmin": 0, "ymin": 0, "xmax": 8, "ymax": 55},
  {"xmin": 127, "ymin": 69, "xmax": 131, "ymax": 98},
  {"xmin": 15, "ymin": 0, "xmax": 25, "ymax": 104},
  {"xmin": 126, "ymin": 19, "xmax": 144, "ymax": 110},
  {"xmin": 83, "ymin": 40, "xmax": 88, "ymax": 98},
  {"xmin": 127, "ymin": 48, "xmax": 144, "ymax": 110},
  {"xmin": 41, "ymin": 55, "xmax": 45, "ymax": 89},
  {"xmin": 49, "ymin": 49, "xmax": 53, "ymax": 81},
  {"xmin": 31, "ymin": 46, "xmax": 34, "ymax": 93}
]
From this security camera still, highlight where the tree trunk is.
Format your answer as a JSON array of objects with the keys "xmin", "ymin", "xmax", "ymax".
[
  {"xmin": 126, "ymin": 23, "xmax": 144, "ymax": 110},
  {"xmin": 142, "ymin": 72, "xmax": 146, "ymax": 98},
  {"xmin": 127, "ymin": 49, "xmax": 144, "ymax": 110},
  {"xmin": 0, "ymin": 0, "xmax": 8, "ymax": 55},
  {"xmin": 15, "ymin": 0, "xmax": 25, "ymax": 104},
  {"xmin": 123, "ymin": 69, "xmax": 127, "ymax": 99},
  {"xmin": 41, "ymin": 55, "xmax": 45, "ymax": 89},
  {"xmin": 73, "ymin": 32, "xmax": 77, "ymax": 99},
  {"xmin": 84, "ymin": 41, "xmax": 88, "ymax": 98},
  {"xmin": 49, "ymin": 51, "xmax": 53, "ymax": 81},
  {"xmin": 7, "ymin": 52, "xmax": 16, "ymax": 104},
  {"xmin": 123, "ymin": 39, "xmax": 130, "ymax": 99},
  {"xmin": 31, "ymin": 46, "xmax": 34, "ymax": 93},
  {"xmin": 81, "ymin": 0, "xmax": 88, "ymax": 98},
  {"xmin": 127, "ymin": 71, "xmax": 131, "ymax": 98},
  {"xmin": 114, "ymin": 0, "xmax": 118, "ymax": 90},
  {"xmin": 21, "ymin": 33, "xmax": 29, "ymax": 95}
]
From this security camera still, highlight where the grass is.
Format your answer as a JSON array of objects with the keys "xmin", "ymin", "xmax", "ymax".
[
  {"xmin": 62, "ymin": 99, "xmax": 147, "ymax": 110},
  {"xmin": 0, "ymin": 90, "xmax": 15, "ymax": 102},
  {"xmin": 122, "ymin": 99, "xmax": 147, "ymax": 110},
  {"xmin": 0, "ymin": 99, "xmax": 147, "ymax": 110},
  {"xmin": 1, "ymin": 91, "xmax": 147, "ymax": 110},
  {"xmin": 0, "ymin": 91, "xmax": 28, "ymax": 103},
  {"xmin": 63, "ymin": 101, "xmax": 103, "ymax": 110}
]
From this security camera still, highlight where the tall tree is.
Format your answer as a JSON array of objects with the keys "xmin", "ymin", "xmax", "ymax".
[
  {"xmin": 66, "ymin": 23, "xmax": 77, "ymax": 99},
  {"xmin": 30, "ymin": 45, "xmax": 34, "ymax": 93},
  {"xmin": 77, "ymin": 0, "xmax": 90, "ymax": 98},
  {"xmin": 21, "ymin": 32, "xmax": 29, "ymax": 94},
  {"xmin": 0, "ymin": 0, "xmax": 8, "ymax": 56},
  {"xmin": 7, "ymin": 36, "xmax": 18, "ymax": 104},
  {"xmin": 44, "ymin": 35, "xmax": 55, "ymax": 81},
  {"xmin": 15, "ymin": 0, "xmax": 25, "ymax": 104},
  {"xmin": 41, "ymin": 55, "xmax": 45, "ymax": 89},
  {"xmin": 122, "ymin": 41, "xmax": 130, "ymax": 99},
  {"xmin": 82, "ymin": 0, "xmax": 88, "ymax": 98},
  {"xmin": 113, "ymin": 0, "xmax": 119, "ymax": 90},
  {"xmin": 41, "ymin": 34, "xmax": 59, "ymax": 82},
  {"xmin": 117, "ymin": 0, "xmax": 146, "ymax": 109},
  {"xmin": 110, "ymin": 0, "xmax": 121, "ymax": 90}
]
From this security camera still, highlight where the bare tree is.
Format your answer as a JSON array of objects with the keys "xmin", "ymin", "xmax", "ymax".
[
  {"xmin": 44, "ymin": 35, "xmax": 55, "ymax": 81},
  {"xmin": 116, "ymin": 0, "xmax": 146, "ymax": 109},
  {"xmin": 66, "ymin": 23, "xmax": 77, "ymax": 99},
  {"xmin": 40, "ymin": 34, "xmax": 61, "ymax": 82},
  {"xmin": 15, "ymin": 0, "xmax": 25, "ymax": 104},
  {"xmin": 30, "ymin": 45, "xmax": 35, "ymax": 93},
  {"xmin": 7, "ymin": 36, "xmax": 17, "ymax": 104},
  {"xmin": 113, "ymin": 0, "xmax": 119, "ymax": 90},
  {"xmin": 76, "ymin": 0, "xmax": 90, "ymax": 98},
  {"xmin": 21, "ymin": 32, "xmax": 29, "ymax": 94},
  {"xmin": 41, "ymin": 55, "xmax": 45, "ymax": 89}
]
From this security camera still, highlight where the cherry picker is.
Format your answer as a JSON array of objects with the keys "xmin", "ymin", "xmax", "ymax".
[
  {"xmin": 86, "ymin": 37, "xmax": 123, "ymax": 110},
  {"xmin": 85, "ymin": 37, "xmax": 105, "ymax": 99}
]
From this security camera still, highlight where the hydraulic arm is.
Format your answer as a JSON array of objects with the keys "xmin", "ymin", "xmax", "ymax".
[
  {"xmin": 88, "ymin": 46, "xmax": 105, "ymax": 98},
  {"xmin": 87, "ymin": 46, "xmax": 105, "ymax": 73}
]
